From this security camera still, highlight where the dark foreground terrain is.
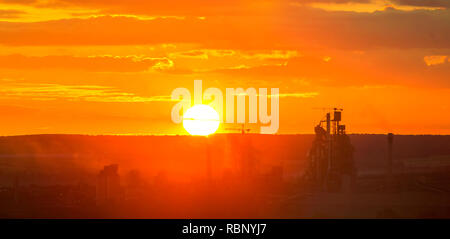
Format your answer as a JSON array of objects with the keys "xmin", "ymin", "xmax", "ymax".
[{"xmin": 0, "ymin": 134, "xmax": 449, "ymax": 218}]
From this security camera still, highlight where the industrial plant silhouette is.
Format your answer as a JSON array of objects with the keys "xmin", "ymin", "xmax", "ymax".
[{"xmin": 1, "ymin": 109, "xmax": 450, "ymax": 218}]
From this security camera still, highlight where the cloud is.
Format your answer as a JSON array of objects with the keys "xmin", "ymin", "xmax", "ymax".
[
  {"xmin": 164, "ymin": 49, "xmax": 299, "ymax": 74},
  {"xmin": 390, "ymin": 0, "xmax": 450, "ymax": 8},
  {"xmin": 168, "ymin": 49, "xmax": 297, "ymax": 64},
  {"xmin": 169, "ymin": 50, "xmax": 210, "ymax": 59},
  {"xmin": 233, "ymin": 91, "xmax": 319, "ymax": 98},
  {"xmin": 0, "ymin": 0, "xmax": 36, "ymax": 3},
  {"xmin": 241, "ymin": 50, "xmax": 300, "ymax": 60},
  {"xmin": 424, "ymin": 55, "xmax": 448, "ymax": 66},
  {"xmin": 0, "ymin": 7, "xmax": 448, "ymax": 50},
  {"xmin": 272, "ymin": 92, "xmax": 319, "ymax": 98},
  {"xmin": 280, "ymin": 7, "xmax": 450, "ymax": 50},
  {"xmin": 0, "ymin": 54, "xmax": 172, "ymax": 72},
  {"xmin": 0, "ymin": 83, "xmax": 177, "ymax": 102},
  {"xmin": 0, "ymin": 9, "xmax": 26, "ymax": 18},
  {"xmin": 169, "ymin": 49, "xmax": 238, "ymax": 59},
  {"xmin": 0, "ymin": 0, "xmax": 272, "ymax": 16},
  {"xmin": 294, "ymin": 0, "xmax": 371, "ymax": 2}
]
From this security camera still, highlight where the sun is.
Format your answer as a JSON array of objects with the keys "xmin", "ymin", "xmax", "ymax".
[{"xmin": 183, "ymin": 104, "xmax": 220, "ymax": 136}]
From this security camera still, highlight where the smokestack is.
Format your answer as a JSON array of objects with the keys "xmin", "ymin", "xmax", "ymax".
[{"xmin": 326, "ymin": 113, "xmax": 331, "ymax": 135}]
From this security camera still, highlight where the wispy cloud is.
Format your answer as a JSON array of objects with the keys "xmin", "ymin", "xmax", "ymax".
[
  {"xmin": 241, "ymin": 50, "xmax": 300, "ymax": 60},
  {"xmin": 169, "ymin": 49, "xmax": 298, "ymax": 60},
  {"xmin": 0, "ymin": 54, "xmax": 173, "ymax": 72},
  {"xmin": 272, "ymin": 92, "xmax": 319, "ymax": 98},
  {"xmin": 0, "ymin": 83, "xmax": 176, "ymax": 102},
  {"xmin": 424, "ymin": 55, "xmax": 448, "ymax": 66},
  {"xmin": 0, "ymin": 9, "xmax": 26, "ymax": 19},
  {"xmin": 234, "ymin": 91, "xmax": 319, "ymax": 98}
]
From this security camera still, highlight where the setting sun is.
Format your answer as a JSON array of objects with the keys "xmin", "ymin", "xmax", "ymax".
[{"xmin": 183, "ymin": 105, "xmax": 220, "ymax": 136}]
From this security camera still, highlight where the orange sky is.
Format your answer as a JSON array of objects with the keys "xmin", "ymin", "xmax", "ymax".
[{"xmin": 0, "ymin": 0, "xmax": 449, "ymax": 135}]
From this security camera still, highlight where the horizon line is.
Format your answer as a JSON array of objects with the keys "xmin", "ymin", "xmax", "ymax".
[{"xmin": 1, "ymin": 133, "xmax": 450, "ymax": 137}]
